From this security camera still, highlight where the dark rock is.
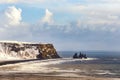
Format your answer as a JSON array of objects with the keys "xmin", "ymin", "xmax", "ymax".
[
  {"xmin": 79, "ymin": 52, "xmax": 82, "ymax": 59},
  {"xmin": 73, "ymin": 52, "xmax": 87, "ymax": 59},
  {"xmin": 73, "ymin": 53, "xmax": 78, "ymax": 58}
]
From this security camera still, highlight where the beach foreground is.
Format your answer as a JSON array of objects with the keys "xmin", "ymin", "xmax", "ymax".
[
  {"xmin": 0, "ymin": 73, "xmax": 119, "ymax": 80},
  {"xmin": 0, "ymin": 58, "xmax": 119, "ymax": 80}
]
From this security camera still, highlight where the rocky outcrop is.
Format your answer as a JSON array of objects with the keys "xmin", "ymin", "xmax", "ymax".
[
  {"xmin": 73, "ymin": 52, "xmax": 87, "ymax": 59},
  {"xmin": 0, "ymin": 41, "xmax": 60, "ymax": 59}
]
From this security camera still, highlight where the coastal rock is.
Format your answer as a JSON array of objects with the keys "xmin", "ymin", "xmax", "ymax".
[
  {"xmin": 0, "ymin": 41, "xmax": 60, "ymax": 59},
  {"xmin": 73, "ymin": 52, "xmax": 87, "ymax": 59},
  {"xmin": 73, "ymin": 53, "xmax": 78, "ymax": 58}
]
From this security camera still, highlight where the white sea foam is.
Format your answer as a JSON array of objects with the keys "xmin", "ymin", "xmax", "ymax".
[
  {"xmin": 25, "ymin": 58, "xmax": 97, "ymax": 66},
  {"xmin": 0, "ymin": 58, "xmax": 96, "ymax": 73},
  {"xmin": 0, "ymin": 58, "xmax": 97, "ymax": 66},
  {"xmin": 95, "ymin": 70, "xmax": 116, "ymax": 75},
  {"xmin": 54, "ymin": 73, "xmax": 80, "ymax": 77}
]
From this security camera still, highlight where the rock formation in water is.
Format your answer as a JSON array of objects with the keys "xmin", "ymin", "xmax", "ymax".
[
  {"xmin": 0, "ymin": 41, "xmax": 60, "ymax": 59},
  {"xmin": 73, "ymin": 53, "xmax": 78, "ymax": 58},
  {"xmin": 73, "ymin": 52, "xmax": 87, "ymax": 59}
]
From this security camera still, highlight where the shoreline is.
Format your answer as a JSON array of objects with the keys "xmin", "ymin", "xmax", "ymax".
[{"xmin": 0, "ymin": 58, "xmax": 119, "ymax": 80}]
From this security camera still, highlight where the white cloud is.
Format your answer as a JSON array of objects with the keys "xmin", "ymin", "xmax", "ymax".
[
  {"xmin": 76, "ymin": 18, "xmax": 120, "ymax": 32},
  {"xmin": 0, "ymin": 0, "xmax": 55, "ymax": 4},
  {"xmin": 101, "ymin": 0, "xmax": 120, "ymax": 3},
  {"xmin": 0, "ymin": 6, "xmax": 30, "ymax": 40},
  {"xmin": 0, "ymin": 0, "xmax": 17, "ymax": 3},
  {"xmin": 56, "ymin": 3, "xmax": 119, "ymax": 32},
  {"xmin": 0, "ymin": 6, "xmax": 22, "ymax": 27},
  {"xmin": 18, "ymin": 0, "xmax": 45, "ymax": 4},
  {"xmin": 0, "ymin": 5, "xmax": 120, "ymax": 51},
  {"xmin": 41, "ymin": 9, "xmax": 54, "ymax": 24},
  {"xmin": 4, "ymin": 6, "xmax": 22, "ymax": 26},
  {"xmin": 85, "ymin": 0, "xmax": 120, "ymax": 3},
  {"xmin": 1, "ymin": 0, "xmax": 120, "ymax": 4}
]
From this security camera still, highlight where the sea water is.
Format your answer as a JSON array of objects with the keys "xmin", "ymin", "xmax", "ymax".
[{"xmin": 56, "ymin": 51, "xmax": 120, "ymax": 78}]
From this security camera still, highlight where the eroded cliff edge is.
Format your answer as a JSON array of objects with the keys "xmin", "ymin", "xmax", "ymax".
[{"xmin": 0, "ymin": 41, "xmax": 60, "ymax": 59}]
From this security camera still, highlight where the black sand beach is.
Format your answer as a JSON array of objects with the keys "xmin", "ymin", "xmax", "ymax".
[
  {"xmin": 0, "ymin": 58, "xmax": 119, "ymax": 80},
  {"xmin": 0, "ymin": 73, "xmax": 119, "ymax": 80}
]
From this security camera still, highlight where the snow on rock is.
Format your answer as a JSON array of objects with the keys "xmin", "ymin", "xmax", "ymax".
[{"xmin": 0, "ymin": 41, "xmax": 60, "ymax": 60}]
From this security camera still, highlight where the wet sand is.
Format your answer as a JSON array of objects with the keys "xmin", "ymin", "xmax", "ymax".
[{"xmin": 0, "ymin": 73, "xmax": 119, "ymax": 80}]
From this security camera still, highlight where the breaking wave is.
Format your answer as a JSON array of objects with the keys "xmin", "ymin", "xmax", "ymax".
[{"xmin": 0, "ymin": 58, "xmax": 97, "ymax": 72}]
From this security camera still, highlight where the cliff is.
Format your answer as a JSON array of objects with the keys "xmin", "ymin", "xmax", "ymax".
[{"xmin": 0, "ymin": 41, "xmax": 60, "ymax": 60}]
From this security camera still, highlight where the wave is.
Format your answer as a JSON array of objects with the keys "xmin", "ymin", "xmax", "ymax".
[
  {"xmin": 94, "ymin": 70, "xmax": 116, "ymax": 75},
  {"xmin": 0, "ymin": 58, "xmax": 97, "ymax": 73},
  {"xmin": 31, "ymin": 58, "xmax": 97, "ymax": 66}
]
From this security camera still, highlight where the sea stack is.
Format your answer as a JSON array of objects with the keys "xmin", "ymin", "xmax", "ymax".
[{"xmin": 0, "ymin": 41, "xmax": 60, "ymax": 59}]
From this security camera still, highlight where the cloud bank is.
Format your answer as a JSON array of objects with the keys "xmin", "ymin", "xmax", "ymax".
[
  {"xmin": 0, "ymin": 0, "xmax": 120, "ymax": 51},
  {"xmin": 0, "ymin": 0, "xmax": 17, "ymax": 4}
]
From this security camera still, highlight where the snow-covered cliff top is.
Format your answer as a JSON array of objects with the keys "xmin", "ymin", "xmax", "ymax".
[
  {"xmin": 0, "ymin": 41, "xmax": 49, "ymax": 44},
  {"xmin": 0, "ymin": 41, "xmax": 32, "ymax": 44}
]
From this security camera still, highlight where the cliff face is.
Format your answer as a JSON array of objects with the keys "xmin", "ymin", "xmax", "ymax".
[{"xmin": 0, "ymin": 41, "xmax": 60, "ymax": 59}]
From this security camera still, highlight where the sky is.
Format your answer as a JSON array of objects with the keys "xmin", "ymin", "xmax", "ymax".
[{"xmin": 0, "ymin": 0, "xmax": 120, "ymax": 51}]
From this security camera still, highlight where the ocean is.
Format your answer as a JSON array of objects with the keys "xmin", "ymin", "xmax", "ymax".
[
  {"xmin": 54, "ymin": 51, "xmax": 120, "ymax": 78},
  {"xmin": 0, "ymin": 51, "xmax": 120, "ymax": 79}
]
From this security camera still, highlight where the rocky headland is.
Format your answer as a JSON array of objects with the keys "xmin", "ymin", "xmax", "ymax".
[{"xmin": 0, "ymin": 41, "xmax": 60, "ymax": 60}]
